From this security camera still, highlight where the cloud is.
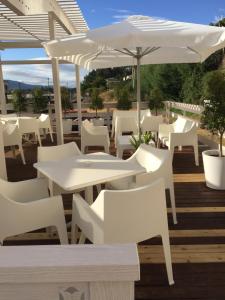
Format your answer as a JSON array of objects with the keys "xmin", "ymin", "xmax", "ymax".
[
  {"xmin": 2, "ymin": 58, "xmax": 88, "ymax": 87},
  {"xmin": 107, "ymin": 8, "xmax": 131, "ymax": 14}
]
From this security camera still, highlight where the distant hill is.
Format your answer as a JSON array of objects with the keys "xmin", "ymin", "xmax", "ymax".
[{"xmin": 4, "ymin": 80, "xmax": 47, "ymax": 91}]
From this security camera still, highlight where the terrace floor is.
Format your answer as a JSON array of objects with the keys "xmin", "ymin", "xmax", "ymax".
[{"xmin": 4, "ymin": 134, "xmax": 225, "ymax": 300}]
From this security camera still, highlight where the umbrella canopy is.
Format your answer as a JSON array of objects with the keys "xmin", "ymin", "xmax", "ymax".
[{"xmin": 43, "ymin": 15, "xmax": 225, "ymax": 134}]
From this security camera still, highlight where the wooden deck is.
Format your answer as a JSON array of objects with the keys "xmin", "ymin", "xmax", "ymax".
[{"xmin": 4, "ymin": 136, "xmax": 225, "ymax": 300}]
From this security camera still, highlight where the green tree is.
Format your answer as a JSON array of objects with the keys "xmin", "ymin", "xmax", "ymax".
[
  {"xmin": 32, "ymin": 88, "xmax": 48, "ymax": 113},
  {"xmin": 89, "ymin": 88, "xmax": 104, "ymax": 118},
  {"xmin": 61, "ymin": 87, "xmax": 72, "ymax": 111},
  {"xmin": 201, "ymin": 70, "xmax": 225, "ymax": 156},
  {"xmin": 115, "ymin": 85, "xmax": 132, "ymax": 110},
  {"xmin": 148, "ymin": 87, "xmax": 165, "ymax": 115},
  {"xmin": 12, "ymin": 89, "xmax": 26, "ymax": 114}
]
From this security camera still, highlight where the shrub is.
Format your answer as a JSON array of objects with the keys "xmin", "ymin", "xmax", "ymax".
[{"xmin": 201, "ymin": 70, "xmax": 225, "ymax": 156}]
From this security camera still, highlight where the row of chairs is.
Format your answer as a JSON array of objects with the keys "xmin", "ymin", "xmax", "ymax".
[{"xmin": 2, "ymin": 114, "xmax": 53, "ymax": 164}]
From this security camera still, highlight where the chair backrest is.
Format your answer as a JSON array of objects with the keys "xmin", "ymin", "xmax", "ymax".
[
  {"xmin": 2, "ymin": 123, "xmax": 21, "ymax": 146},
  {"xmin": 18, "ymin": 118, "xmax": 39, "ymax": 134},
  {"xmin": 93, "ymin": 179, "xmax": 167, "ymax": 244},
  {"xmin": 112, "ymin": 109, "xmax": 151, "ymax": 130},
  {"xmin": 38, "ymin": 142, "xmax": 81, "ymax": 162},
  {"xmin": 115, "ymin": 116, "xmax": 138, "ymax": 136},
  {"xmin": 129, "ymin": 144, "xmax": 169, "ymax": 173},
  {"xmin": 81, "ymin": 119, "xmax": 100, "ymax": 136},
  {"xmin": 63, "ymin": 119, "xmax": 73, "ymax": 134},
  {"xmin": 173, "ymin": 116, "xmax": 189, "ymax": 133},
  {"xmin": 141, "ymin": 115, "xmax": 163, "ymax": 132}
]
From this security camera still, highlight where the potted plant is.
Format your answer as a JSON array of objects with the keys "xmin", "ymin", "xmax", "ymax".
[
  {"xmin": 201, "ymin": 70, "xmax": 225, "ymax": 189},
  {"xmin": 130, "ymin": 131, "xmax": 154, "ymax": 150},
  {"xmin": 90, "ymin": 88, "xmax": 104, "ymax": 125}
]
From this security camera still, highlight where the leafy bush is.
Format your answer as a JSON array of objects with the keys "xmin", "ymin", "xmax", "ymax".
[
  {"xmin": 61, "ymin": 87, "xmax": 72, "ymax": 111},
  {"xmin": 89, "ymin": 88, "xmax": 104, "ymax": 117},
  {"xmin": 12, "ymin": 89, "xmax": 27, "ymax": 114},
  {"xmin": 148, "ymin": 87, "xmax": 165, "ymax": 115},
  {"xmin": 32, "ymin": 88, "xmax": 48, "ymax": 113},
  {"xmin": 201, "ymin": 70, "xmax": 225, "ymax": 156},
  {"xmin": 116, "ymin": 85, "xmax": 132, "ymax": 110}
]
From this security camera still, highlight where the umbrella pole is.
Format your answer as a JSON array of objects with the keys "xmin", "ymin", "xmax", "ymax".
[{"xmin": 136, "ymin": 47, "xmax": 142, "ymax": 140}]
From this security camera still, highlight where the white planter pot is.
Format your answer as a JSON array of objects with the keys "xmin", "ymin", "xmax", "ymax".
[{"xmin": 202, "ymin": 149, "xmax": 225, "ymax": 190}]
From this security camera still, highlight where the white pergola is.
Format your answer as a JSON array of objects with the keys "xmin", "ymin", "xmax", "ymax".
[
  {"xmin": 0, "ymin": 0, "xmax": 88, "ymax": 179},
  {"xmin": 0, "ymin": 0, "xmax": 88, "ymax": 138}
]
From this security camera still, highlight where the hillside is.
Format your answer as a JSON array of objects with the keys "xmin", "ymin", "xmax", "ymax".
[{"xmin": 4, "ymin": 80, "xmax": 47, "ymax": 91}]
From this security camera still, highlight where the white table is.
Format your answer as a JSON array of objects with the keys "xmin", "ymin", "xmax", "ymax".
[{"xmin": 34, "ymin": 152, "xmax": 145, "ymax": 203}]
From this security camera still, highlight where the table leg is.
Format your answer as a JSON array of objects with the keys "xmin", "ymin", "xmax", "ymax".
[{"xmin": 85, "ymin": 186, "xmax": 93, "ymax": 204}]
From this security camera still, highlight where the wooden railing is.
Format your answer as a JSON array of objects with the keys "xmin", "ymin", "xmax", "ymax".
[{"xmin": 0, "ymin": 244, "xmax": 140, "ymax": 300}]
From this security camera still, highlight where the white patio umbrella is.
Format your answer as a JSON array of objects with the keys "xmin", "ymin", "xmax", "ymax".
[{"xmin": 43, "ymin": 15, "xmax": 225, "ymax": 135}]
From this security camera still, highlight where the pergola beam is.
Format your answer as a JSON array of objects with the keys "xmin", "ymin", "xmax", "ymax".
[
  {"xmin": 0, "ymin": 41, "xmax": 42, "ymax": 49},
  {"xmin": 1, "ymin": 0, "xmax": 78, "ymax": 34},
  {"xmin": 1, "ymin": 59, "xmax": 71, "ymax": 65}
]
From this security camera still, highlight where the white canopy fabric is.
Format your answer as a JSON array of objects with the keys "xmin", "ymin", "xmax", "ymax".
[
  {"xmin": 43, "ymin": 15, "xmax": 225, "ymax": 135},
  {"xmin": 43, "ymin": 15, "xmax": 225, "ymax": 69}
]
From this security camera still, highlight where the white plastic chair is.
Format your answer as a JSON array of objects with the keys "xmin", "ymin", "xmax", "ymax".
[
  {"xmin": 141, "ymin": 115, "xmax": 164, "ymax": 133},
  {"xmin": 114, "ymin": 116, "xmax": 138, "ymax": 147},
  {"xmin": 0, "ymin": 177, "xmax": 68, "ymax": 245},
  {"xmin": 38, "ymin": 114, "xmax": 54, "ymax": 142},
  {"xmin": 108, "ymin": 144, "xmax": 177, "ymax": 224},
  {"xmin": 18, "ymin": 117, "xmax": 42, "ymax": 146},
  {"xmin": 81, "ymin": 119, "xmax": 110, "ymax": 153},
  {"xmin": 38, "ymin": 142, "xmax": 82, "ymax": 196},
  {"xmin": 71, "ymin": 179, "xmax": 174, "ymax": 285},
  {"xmin": 63, "ymin": 118, "xmax": 73, "ymax": 134},
  {"xmin": 2, "ymin": 123, "xmax": 25, "ymax": 164},
  {"xmin": 158, "ymin": 116, "xmax": 199, "ymax": 166},
  {"xmin": 111, "ymin": 109, "xmax": 151, "ymax": 138}
]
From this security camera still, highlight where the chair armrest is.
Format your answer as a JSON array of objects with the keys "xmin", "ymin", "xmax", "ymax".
[
  {"xmin": 6, "ymin": 178, "xmax": 49, "ymax": 203},
  {"xmin": 72, "ymin": 193, "xmax": 104, "ymax": 243},
  {"xmin": 158, "ymin": 124, "xmax": 174, "ymax": 138}
]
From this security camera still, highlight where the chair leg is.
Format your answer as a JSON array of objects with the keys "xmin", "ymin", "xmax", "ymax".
[
  {"xmin": 161, "ymin": 233, "xmax": 174, "ymax": 285},
  {"xmin": 79, "ymin": 232, "xmax": 86, "ymax": 244},
  {"xmin": 104, "ymin": 145, "xmax": 109, "ymax": 154},
  {"xmin": 37, "ymin": 132, "xmax": 42, "ymax": 146},
  {"xmin": 19, "ymin": 144, "xmax": 26, "ymax": 165},
  {"xmin": 71, "ymin": 221, "xmax": 79, "ymax": 244},
  {"xmin": 56, "ymin": 220, "xmax": 69, "ymax": 245},
  {"xmin": 194, "ymin": 143, "xmax": 199, "ymax": 166},
  {"xmin": 96, "ymin": 184, "xmax": 101, "ymax": 194},
  {"xmin": 49, "ymin": 128, "xmax": 54, "ymax": 142},
  {"xmin": 81, "ymin": 144, "xmax": 85, "ymax": 154},
  {"xmin": 157, "ymin": 138, "xmax": 161, "ymax": 148},
  {"xmin": 178, "ymin": 146, "xmax": 182, "ymax": 151},
  {"xmin": 169, "ymin": 185, "xmax": 177, "ymax": 224}
]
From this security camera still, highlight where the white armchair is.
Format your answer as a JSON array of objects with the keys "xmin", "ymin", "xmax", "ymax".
[
  {"xmin": 111, "ymin": 109, "xmax": 151, "ymax": 138},
  {"xmin": 81, "ymin": 119, "xmax": 110, "ymax": 153},
  {"xmin": 18, "ymin": 117, "xmax": 42, "ymax": 146},
  {"xmin": 114, "ymin": 116, "xmax": 138, "ymax": 147},
  {"xmin": 71, "ymin": 179, "xmax": 174, "ymax": 285},
  {"xmin": 108, "ymin": 144, "xmax": 177, "ymax": 224},
  {"xmin": 2, "ymin": 123, "xmax": 25, "ymax": 164},
  {"xmin": 38, "ymin": 114, "xmax": 54, "ymax": 142},
  {"xmin": 141, "ymin": 115, "xmax": 164, "ymax": 133},
  {"xmin": 158, "ymin": 116, "xmax": 199, "ymax": 166},
  {"xmin": 0, "ymin": 178, "xmax": 68, "ymax": 245},
  {"xmin": 37, "ymin": 142, "xmax": 81, "ymax": 196}
]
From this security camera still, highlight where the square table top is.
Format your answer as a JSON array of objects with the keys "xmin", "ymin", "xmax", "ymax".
[{"xmin": 34, "ymin": 152, "xmax": 144, "ymax": 191}]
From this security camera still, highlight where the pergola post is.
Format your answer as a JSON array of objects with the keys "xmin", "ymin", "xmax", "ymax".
[
  {"xmin": 0, "ymin": 57, "xmax": 7, "ymax": 115},
  {"xmin": 75, "ymin": 64, "xmax": 82, "ymax": 134},
  {"xmin": 0, "ymin": 122, "xmax": 7, "ymax": 180},
  {"xmin": 48, "ymin": 12, "xmax": 64, "ymax": 145}
]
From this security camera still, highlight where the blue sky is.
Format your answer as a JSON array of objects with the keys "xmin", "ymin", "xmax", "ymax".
[{"xmin": 1, "ymin": 0, "xmax": 225, "ymax": 86}]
